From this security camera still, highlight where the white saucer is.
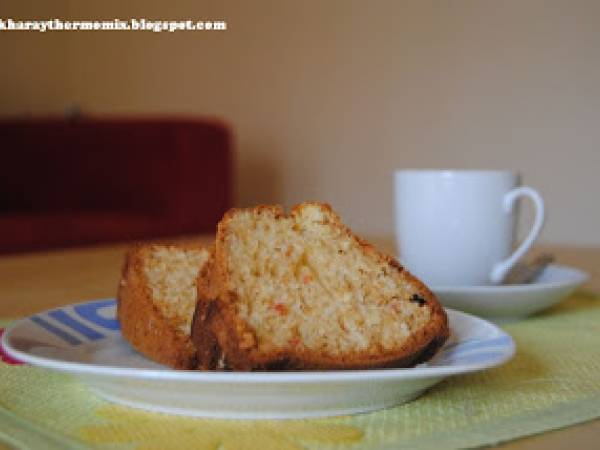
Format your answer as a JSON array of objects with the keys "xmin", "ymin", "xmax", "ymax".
[
  {"xmin": 432, "ymin": 264, "xmax": 589, "ymax": 322},
  {"xmin": 2, "ymin": 299, "xmax": 514, "ymax": 419}
]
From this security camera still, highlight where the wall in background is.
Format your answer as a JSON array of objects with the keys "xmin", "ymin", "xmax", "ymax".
[
  {"xmin": 0, "ymin": 0, "xmax": 69, "ymax": 114},
  {"xmin": 2, "ymin": 0, "xmax": 599, "ymax": 246}
]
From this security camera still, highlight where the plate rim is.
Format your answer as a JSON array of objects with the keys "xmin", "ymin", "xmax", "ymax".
[{"xmin": 2, "ymin": 300, "xmax": 515, "ymax": 383}]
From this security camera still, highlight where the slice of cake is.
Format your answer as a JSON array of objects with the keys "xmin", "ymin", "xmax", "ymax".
[
  {"xmin": 192, "ymin": 203, "xmax": 449, "ymax": 370},
  {"xmin": 118, "ymin": 243, "xmax": 211, "ymax": 369}
]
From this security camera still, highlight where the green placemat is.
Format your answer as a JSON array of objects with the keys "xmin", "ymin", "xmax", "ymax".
[{"xmin": 1, "ymin": 291, "xmax": 599, "ymax": 450}]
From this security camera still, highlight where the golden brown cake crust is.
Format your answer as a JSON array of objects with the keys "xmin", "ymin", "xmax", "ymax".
[
  {"xmin": 192, "ymin": 203, "xmax": 449, "ymax": 371},
  {"xmin": 117, "ymin": 243, "xmax": 204, "ymax": 369}
]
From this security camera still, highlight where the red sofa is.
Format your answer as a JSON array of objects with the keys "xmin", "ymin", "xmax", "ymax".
[{"xmin": 0, "ymin": 118, "xmax": 232, "ymax": 254}]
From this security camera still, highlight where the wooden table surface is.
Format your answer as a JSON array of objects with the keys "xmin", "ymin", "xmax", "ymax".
[{"xmin": 0, "ymin": 237, "xmax": 598, "ymax": 449}]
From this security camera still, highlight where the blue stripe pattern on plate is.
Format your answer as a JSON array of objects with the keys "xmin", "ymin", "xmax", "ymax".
[
  {"xmin": 48, "ymin": 310, "xmax": 105, "ymax": 340},
  {"xmin": 74, "ymin": 300, "xmax": 120, "ymax": 330},
  {"xmin": 30, "ymin": 316, "xmax": 82, "ymax": 346}
]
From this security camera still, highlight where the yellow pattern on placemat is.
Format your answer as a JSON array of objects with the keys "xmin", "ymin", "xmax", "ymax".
[
  {"xmin": 80, "ymin": 406, "xmax": 362, "ymax": 450},
  {"xmin": 1, "ymin": 291, "xmax": 599, "ymax": 450}
]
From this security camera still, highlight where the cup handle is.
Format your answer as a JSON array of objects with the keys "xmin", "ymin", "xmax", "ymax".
[{"xmin": 489, "ymin": 186, "xmax": 545, "ymax": 284}]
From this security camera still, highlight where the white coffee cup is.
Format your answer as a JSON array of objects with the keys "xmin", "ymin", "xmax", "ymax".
[{"xmin": 394, "ymin": 170, "xmax": 545, "ymax": 286}]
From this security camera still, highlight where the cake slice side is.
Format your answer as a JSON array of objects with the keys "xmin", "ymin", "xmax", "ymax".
[{"xmin": 118, "ymin": 243, "xmax": 210, "ymax": 369}]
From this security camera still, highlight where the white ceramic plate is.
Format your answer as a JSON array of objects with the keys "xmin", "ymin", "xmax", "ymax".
[
  {"xmin": 2, "ymin": 299, "xmax": 514, "ymax": 419},
  {"xmin": 432, "ymin": 264, "xmax": 589, "ymax": 322}
]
